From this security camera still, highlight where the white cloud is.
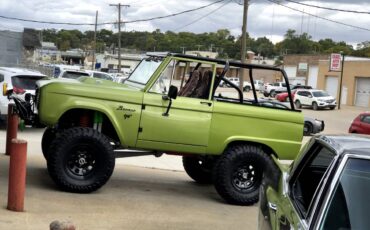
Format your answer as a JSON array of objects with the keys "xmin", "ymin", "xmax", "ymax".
[{"xmin": 0, "ymin": 0, "xmax": 369, "ymax": 45}]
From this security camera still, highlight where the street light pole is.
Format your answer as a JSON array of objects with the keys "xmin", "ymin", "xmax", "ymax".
[{"xmin": 240, "ymin": 0, "xmax": 249, "ymax": 91}]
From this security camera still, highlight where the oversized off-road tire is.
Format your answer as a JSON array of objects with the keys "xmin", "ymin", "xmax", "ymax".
[
  {"xmin": 47, "ymin": 127, "xmax": 115, "ymax": 193},
  {"xmin": 303, "ymin": 121, "xmax": 313, "ymax": 136},
  {"xmin": 42, "ymin": 128, "xmax": 57, "ymax": 160},
  {"xmin": 263, "ymin": 92, "xmax": 269, "ymax": 97},
  {"xmin": 295, "ymin": 100, "xmax": 301, "ymax": 109},
  {"xmin": 213, "ymin": 145, "xmax": 274, "ymax": 205},
  {"xmin": 183, "ymin": 156, "xmax": 215, "ymax": 184}
]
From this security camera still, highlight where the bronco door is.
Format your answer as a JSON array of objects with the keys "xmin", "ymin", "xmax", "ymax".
[{"xmin": 136, "ymin": 58, "xmax": 215, "ymax": 153}]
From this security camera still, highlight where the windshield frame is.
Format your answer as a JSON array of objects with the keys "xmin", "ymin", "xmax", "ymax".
[{"xmin": 125, "ymin": 57, "xmax": 163, "ymax": 86}]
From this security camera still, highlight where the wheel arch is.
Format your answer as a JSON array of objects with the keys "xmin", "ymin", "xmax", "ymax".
[
  {"xmin": 57, "ymin": 108, "xmax": 121, "ymax": 144},
  {"xmin": 224, "ymin": 140, "xmax": 278, "ymax": 158}
]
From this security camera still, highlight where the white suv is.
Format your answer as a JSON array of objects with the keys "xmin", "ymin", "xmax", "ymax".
[
  {"xmin": 294, "ymin": 89, "xmax": 336, "ymax": 110},
  {"xmin": 0, "ymin": 67, "xmax": 46, "ymax": 120}
]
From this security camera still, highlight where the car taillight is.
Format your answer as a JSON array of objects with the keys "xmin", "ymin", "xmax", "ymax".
[{"xmin": 13, "ymin": 86, "xmax": 25, "ymax": 94}]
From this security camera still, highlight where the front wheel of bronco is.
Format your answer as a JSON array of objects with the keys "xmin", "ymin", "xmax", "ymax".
[
  {"xmin": 213, "ymin": 145, "xmax": 273, "ymax": 205},
  {"xmin": 42, "ymin": 128, "xmax": 57, "ymax": 160},
  {"xmin": 47, "ymin": 127, "xmax": 115, "ymax": 193},
  {"xmin": 183, "ymin": 156, "xmax": 215, "ymax": 184}
]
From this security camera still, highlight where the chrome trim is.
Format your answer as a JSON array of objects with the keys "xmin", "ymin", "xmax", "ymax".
[
  {"xmin": 268, "ymin": 202, "xmax": 277, "ymax": 212},
  {"xmin": 314, "ymin": 154, "xmax": 370, "ymax": 229}
]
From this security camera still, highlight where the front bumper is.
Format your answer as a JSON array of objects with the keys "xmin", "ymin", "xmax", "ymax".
[{"xmin": 317, "ymin": 101, "xmax": 336, "ymax": 108}]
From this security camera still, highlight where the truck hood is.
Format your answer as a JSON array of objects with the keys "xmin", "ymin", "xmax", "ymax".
[
  {"xmin": 36, "ymin": 76, "xmax": 143, "ymax": 104},
  {"xmin": 36, "ymin": 76, "xmax": 138, "ymax": 90}
]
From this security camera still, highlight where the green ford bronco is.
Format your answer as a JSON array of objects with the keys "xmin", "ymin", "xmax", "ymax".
[{"xmin": 10, "ymin": 53, "xmax": 303, "ymax": 205}]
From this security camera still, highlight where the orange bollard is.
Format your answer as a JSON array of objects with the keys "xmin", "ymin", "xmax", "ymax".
[
  {"xmin": 5, "ymin": 104, "xmax": 18, "ymax": 156},
  {"xmin": 7, "ymin": 139, "xmax": 27, "ymax": 212}
]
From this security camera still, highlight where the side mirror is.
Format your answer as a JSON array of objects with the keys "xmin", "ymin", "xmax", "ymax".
[
  {"xmin": 162, "ymin": 85, "xmax": 178, "ymax": 116},
  {"xmin": 308, "ymin": 95, "xmax": 313, "ymax": 98},
  {"xmin": 168, "ymin": 85, "xmax": 178, "ymax": 99}
]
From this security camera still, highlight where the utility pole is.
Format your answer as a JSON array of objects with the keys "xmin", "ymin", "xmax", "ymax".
[
  {"xmin": 240, "ymin": 0, "xmax": 249, "ymax": 91},
  {"xmin": 338, "ymin": 52, "xmax": 345, "ymax": 110},
  {"xmin": 196, "ymin": 45, "xmax": 202, "ymax": 51},
  {"xmin": 180, "ymin": 46, "xmax": 186, "ymax": 54},
  {"xmin": 92, "ymin": 10, "xmax": 98, "ymax": 70},
  {"xmin": 110, "ymin": 3, "xmax": 130, "ymax": 73}
]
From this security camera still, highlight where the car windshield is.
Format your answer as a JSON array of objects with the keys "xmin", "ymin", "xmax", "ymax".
[
  {"xmin": 12, "ymin": 75, "xmax": 46, "ymax": 90},
  {"xmin": 61, "ymin": 71, "xmax": 89, "ymax": 79},
  {"xmin": 313, "ymin": 91, "xmax": 330, "ymax": 97},
  {"xmin": 321, "ymin": 158, "xmax": 370, "ymax": 229},
  {"xmin": 126, "ymin": 58, "xmax": 162, "ymax": 85}
]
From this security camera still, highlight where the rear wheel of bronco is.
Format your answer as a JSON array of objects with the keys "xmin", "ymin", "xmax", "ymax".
[
  {"xmin": 213, "ymin": 145, "xmax": 273, "ymax": 205},
  {"xmin": 42, "ymin": 128, "xmax": 56, "ymax": 160},
  {"xmin": 183, "ymin": 156, "xmax": 215, "ymax": 184},
  {"xmin": 47, "ymin": 127, "xmax": 115, "ymax": 193}
]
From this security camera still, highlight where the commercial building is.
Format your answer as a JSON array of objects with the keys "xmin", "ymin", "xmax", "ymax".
[{"xmin": 317, "ymin": 56, "xmax": 370, "ymax": 107}]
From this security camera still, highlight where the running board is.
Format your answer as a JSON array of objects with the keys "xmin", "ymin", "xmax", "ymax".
[{"xmin": 114, "ymin": 149, "xmax": 162, "ymax": 158}]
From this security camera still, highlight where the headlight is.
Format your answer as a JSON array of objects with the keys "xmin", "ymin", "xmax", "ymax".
[{"xmin": 318, "ymin": 99, "xmax": 325, "ymax": 102}]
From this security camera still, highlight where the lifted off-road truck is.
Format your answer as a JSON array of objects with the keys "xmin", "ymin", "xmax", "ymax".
[{"xmin": 10, "ymin": 53, "xmax": 303, "ymax": 205}]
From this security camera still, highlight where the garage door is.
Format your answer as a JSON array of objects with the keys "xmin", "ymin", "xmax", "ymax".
[
  {"xmin": 325, "ymin": 76, "xmax": 338, "ymax": 99},
  {"xmin": 307, "ymin": 66, "xmax": 318, "ymax": 88},
  {"xmin": 355, "ymin": 77, "xmax": 370, "ymax": 107},
  {"xmin": 284, "ymin": 66, "xmax": 297, "ymax": 78}
]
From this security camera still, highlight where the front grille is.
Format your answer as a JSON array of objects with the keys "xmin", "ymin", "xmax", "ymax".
[{"xmin": 326, "ymin": 99, "xmax": 335, "ymax": 103}]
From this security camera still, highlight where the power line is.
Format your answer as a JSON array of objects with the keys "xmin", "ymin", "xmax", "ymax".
[
  {"xmin": 0, "ymin": 0, "xmax": 226, "ymax": 26},
  {"xmin": 173, "ymin": 0, "xmax": 231, "ymax": 31},
  {"xmin": 283, "ymin": 0, "xmax": 370, "ymax": 14},
  {"xmin": 114, "ymin": 0, "xmax": 226, "ymax": 25},
  {"xmin": 267, "ymin": 0, "xmax": 370, "ymax": 32}
]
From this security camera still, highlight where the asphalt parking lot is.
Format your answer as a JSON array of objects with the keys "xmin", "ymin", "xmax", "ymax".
[{"xmin": 0, "ymin": 104, "xmax": 365, "ymax": 230}]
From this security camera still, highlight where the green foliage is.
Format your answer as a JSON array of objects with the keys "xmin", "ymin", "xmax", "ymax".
[{"xmin": 40, "ymin": 28, "xmax": 369, "ymax": 59}]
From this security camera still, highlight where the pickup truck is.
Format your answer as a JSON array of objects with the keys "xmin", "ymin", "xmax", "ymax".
[
  {"xmin": 262, "ymin": 82, "xmax": 287, "ymax": 97},
  {"xmin": 7, "ymin": 53, "xmax": 303, "ymax": 205}
]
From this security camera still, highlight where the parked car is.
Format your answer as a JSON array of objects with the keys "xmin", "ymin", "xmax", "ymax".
[
  {"xmin": 262, "ymin": 82, "xmax": 287, "ymax": 97},
  {"xmin": 220, "ymin": 77, "xmax": 253, "ymax": 92},
  {"xmin": 291, "ymin": 84, "xmax": 312, "ymax": 90},
  {"xmin": 349, "ymin": 112, "xmax": 370, "ymax": 134},
  {"xmin": 259, "ymin": 134, "xmax": 370, "ymax": 229},
  {"xmin": 56, "ymin": 69, "xmax": 90, "ymax": 79},
  {"xmin": 304, "ymin": 117, "xmax": 324, "ymax": 136},
  {"xmin": 85, "ymin": 70, "xmax": 114, "ymax": 81},
  {"xmin": 276, "ymin": 86, "xmax": 313, "ymax": 102},
  {"xmin": 294, "ymin": 89, "xmax": 336, "ymax": 110},
  {"xmin": 0, "ymin": 67, "xmax": 46, "ymax": 122},
  {"xmin": 253, "ymin": 80, "xmax": 264, "ymax": 91}
]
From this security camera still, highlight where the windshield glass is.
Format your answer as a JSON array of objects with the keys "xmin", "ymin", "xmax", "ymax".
[
  {"xmin": 313, "ymin": 91, "xmax": 330, "ymax": 97},
  {"xmin": 126, "ymin": 58, "xmax": 162, "ymax": 85},
  {"xmin": 321, "ymin": 158, "xmax": 370, "ymax": 229}
]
